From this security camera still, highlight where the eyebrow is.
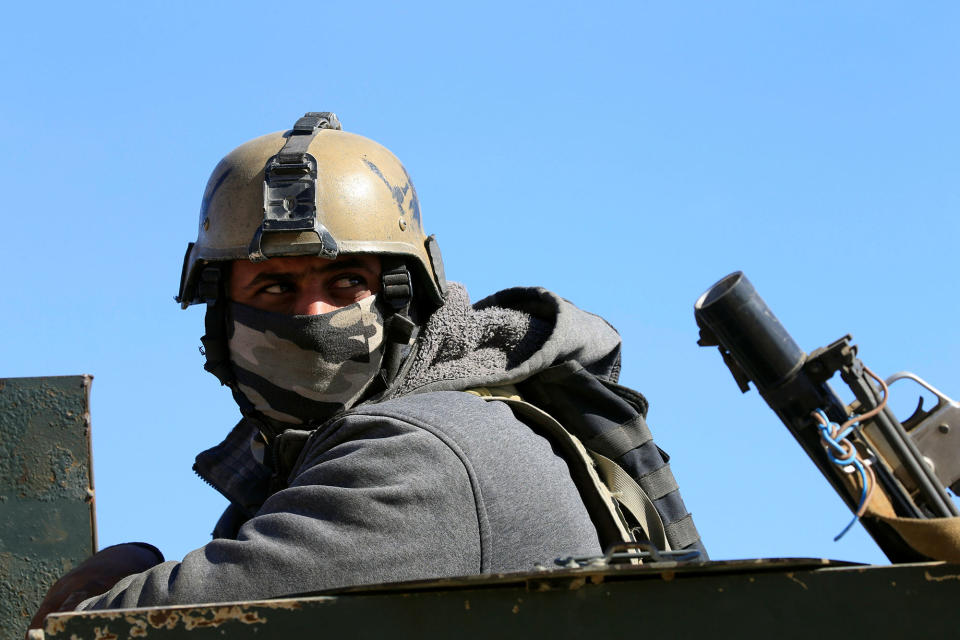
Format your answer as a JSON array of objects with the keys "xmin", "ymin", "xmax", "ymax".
[{"xmin": 240, "ymin": 258, "xmax": 375, "ymax": 290}]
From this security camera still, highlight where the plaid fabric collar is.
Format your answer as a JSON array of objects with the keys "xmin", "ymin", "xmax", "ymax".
[{"xmin": 193, "ymin": 418, "xmax": 273, "ymax": 516}]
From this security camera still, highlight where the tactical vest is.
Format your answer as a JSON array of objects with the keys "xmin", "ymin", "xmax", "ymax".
[{"xmin": 473, "ymin": 361, "xmax": 706, "ymax": 562}]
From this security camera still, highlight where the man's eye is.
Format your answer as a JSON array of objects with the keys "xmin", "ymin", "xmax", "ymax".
[
  {"xmin": 331, "ymin": 275, "xmax": 366, "ymax": 289},
  {"xmin": 261, "ymin": 283, "xmax": 292, "ymax": 295}
]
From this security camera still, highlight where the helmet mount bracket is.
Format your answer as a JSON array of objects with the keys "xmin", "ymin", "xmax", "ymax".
[{"xmin": 249, "ymin": 112, "xmax": 343, "ymax": 262}]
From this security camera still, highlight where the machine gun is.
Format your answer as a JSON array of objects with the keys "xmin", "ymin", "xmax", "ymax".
[{"xmin": 694, "ymin": 271, "xmax": 960, "ymax": 563}]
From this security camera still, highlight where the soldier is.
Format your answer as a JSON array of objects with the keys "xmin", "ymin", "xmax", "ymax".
[{"xmin": 32, "ymin": 113, "xmax": 702, "ymax": 621}]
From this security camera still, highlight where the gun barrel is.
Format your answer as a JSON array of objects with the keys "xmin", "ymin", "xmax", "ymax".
[{"xmin": 695, "ymin": 271, "xmax": 805, "ymax": 391}]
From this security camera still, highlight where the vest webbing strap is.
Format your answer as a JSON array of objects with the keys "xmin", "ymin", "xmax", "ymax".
[
  {"xmin": 591, "ymin": 451, "xmax": 670, "ymax": 551},
  {"xmin": 639, "ymin": 464, "xmax": 679, "ymax": 501},
  {"xmin": 664, "ymin": 513, "xmax": 700, "ymax": 550},
  {"xmin": 583, "ymin": 414, "xmax": 652, "ymax": 459},
  {"xmin": 466, "ymin": 385, "xmax": 668, "ymax": 557}
]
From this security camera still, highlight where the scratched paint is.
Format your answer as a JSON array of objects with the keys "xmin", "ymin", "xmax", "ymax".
[
  {"xmin": 44, "ymin": 561, "xmax": 960, "ymax": 639},
  {"xmin": 0, "ymin": 376, "xmax": 95, "ymax": 640},
  {"xmin": 47, "ymin": 601, "xmax": 307, "ymax": 638},
  {"xmin": 361, "ymin": 158, "xmax": 421, "ymax": 223},
  {"xmin": 199, "ymin": 161, "xmax": 233, "ymax": 221},
  {"xmin": 923, "ymin": 569, "xmax": 960, "ymax": 582}
]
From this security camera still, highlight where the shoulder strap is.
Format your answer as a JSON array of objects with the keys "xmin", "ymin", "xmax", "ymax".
[
  {"xmin": 517, "ymin": 362, "xmax": 707, "ymax": 558},
  {"xmin": 590, "ymin": 451, "xmax": 670, "ymax": 551},
  {"xmin": 466, "ymin": 386, "xmax": 669, "ymax": 555}
]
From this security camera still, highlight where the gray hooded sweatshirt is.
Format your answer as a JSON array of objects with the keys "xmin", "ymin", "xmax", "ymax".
[{"xmin": 78, "ymin": 283, "xmax": 624, "ymax": 609}]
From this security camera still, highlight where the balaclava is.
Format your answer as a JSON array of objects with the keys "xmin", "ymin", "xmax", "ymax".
[{"xmin": 227, "ymin": 295, "xmax": 386, "ymax": 427}]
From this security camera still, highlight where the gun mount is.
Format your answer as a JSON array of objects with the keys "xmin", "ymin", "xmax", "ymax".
[{"xmin": 695, "ymin": 271, "xmax": 960, "ymax": 563}]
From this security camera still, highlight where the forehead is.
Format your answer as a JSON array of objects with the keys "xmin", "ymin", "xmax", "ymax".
[{"xmin": 230, "ymin": 255, "xmax": 379, "ymax": 283}]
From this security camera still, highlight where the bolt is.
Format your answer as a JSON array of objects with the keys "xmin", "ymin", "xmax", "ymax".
[
  {"xmin": 398, "ymin": 217, "xmax": 407, "ymax": 231},
  {"xmin": 202, "ymin": 217, "xmax": 210, "ymax": 231},
  {"xmin": 938, "ymin": 423, "xmax": 950, "ymax": 434}
]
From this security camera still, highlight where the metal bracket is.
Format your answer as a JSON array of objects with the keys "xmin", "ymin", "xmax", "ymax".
[
  {"xmin": 551, "ymin": 542, "xmax": 703, "ymax": 569},
  {"xmin": 249, "ymin": 112, "xmax": 342, "ymax": 261},
  {"xmin": 696, "ymin": 322, "xmax": 753, "ymax": 393},
  {"xmin": 803, "ymin": 335, "xmax": 855, "ymax": 385}
]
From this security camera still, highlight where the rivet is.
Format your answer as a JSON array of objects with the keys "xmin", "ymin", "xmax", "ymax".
[
  {"xmin": 398, "ymin": 217, "xmax": 407, "ymax": 231},
  {"xmin": 202, "ymin": 217, "xmax": 210, "ymax": 232},
  {"xmin": 938, "ymin": 423, "xmax": 950, "ymax": 434}
]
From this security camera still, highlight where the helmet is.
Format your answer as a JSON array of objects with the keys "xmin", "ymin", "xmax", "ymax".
[{"xmin": 177, "ymin": 112, "xmax": 446, "ymax": 309}]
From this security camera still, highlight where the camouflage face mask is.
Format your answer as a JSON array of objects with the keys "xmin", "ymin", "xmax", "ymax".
[{"xmin": 227, "ymin": 295, "xmax": 385, "ymax": 426}]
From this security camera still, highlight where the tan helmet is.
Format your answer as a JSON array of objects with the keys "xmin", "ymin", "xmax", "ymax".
[{"xmin": 177, "ymin": 112, "xmax": 446, "ymax": 309}]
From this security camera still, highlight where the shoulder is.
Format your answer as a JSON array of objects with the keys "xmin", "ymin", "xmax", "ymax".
[
  {"xmin": 296, "ymin": 391, "xmax": 522, "ymax": 468},
  {"xmin": 357, "ymin": 391, "xmax": 513, "ymax": 430},
  {"xmin": 298, "ymin": 391, "xmax": 565, "ymax": 493},
  {"xmin": 340, "ymin": 391, "xmax": 580, "ymax": 503},
  {"xmin": 354, "ymin": 391, "xmax": 602, "ymax": 571},
  {"xmin": 291, "ymin": 391, "xmax": 515, "ymax": 493},
  {"xmin": 301, "ymin": 390, "xmax": 602, "ymax": 573},
  {"xmin": 346, "ymin": 391, "xmax": 548, "ymax": 459}
]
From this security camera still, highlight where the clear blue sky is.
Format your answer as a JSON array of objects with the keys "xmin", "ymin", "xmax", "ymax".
[{"xmin": 2, "ymin": 2, "xmax": 958, "ymax": 567}]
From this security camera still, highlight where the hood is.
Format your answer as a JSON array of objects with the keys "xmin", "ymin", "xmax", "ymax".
[{"xmin": 391, "ymin": 283, "xmax": 622, "ymax": 397}]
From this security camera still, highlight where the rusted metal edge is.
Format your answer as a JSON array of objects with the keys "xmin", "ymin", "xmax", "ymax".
[
  {"xmin": 302, "ymin": 556, "xmax": 860, "ymax": 597},
  {"xmin": 44, "ymin": 560, "xmax": 960, "ymax": 639},
  {"xmin": 45, "ymin": 598, "xmax": 322, "ymax": 637},
  {"xmin": 82, "ymin": 374, "xmax": 97, "ymax": 553}
]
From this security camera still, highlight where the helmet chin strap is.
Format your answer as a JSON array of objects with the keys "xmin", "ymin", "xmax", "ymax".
[
  {"xmin": 378, "ymin": 258, "xmax": 417, "ymax": 385},
  {"xmin": 198, "ymin": 265, "xmax": 234, "ymax": 387}
]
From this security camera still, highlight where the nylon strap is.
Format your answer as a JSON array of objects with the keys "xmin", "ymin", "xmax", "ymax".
[
  {"xmin": 466, "ymin": 385, "xmax": 668, "ymax": 559},
  {"xmin": 862, "ymin": 490, "xmax": 960, "ymax": 562},
  {"xmin": 872, "ymin": 514, "xmax": 960, "ymax": 562},
  {"xmin": 379, "ymin": 259, "xmax": 415, "ymax": 385},
  {"xmin": 591, "ymin": 451, "xmax": 670, "ymax": 551},
  {"xmin": 638, "ymin": 464, "xmax": 679, "ymax": 501},
  {"xmin": 380, "ymin": 259, "xmax": 414, "ymax": 324},
  {"xmin": 583, "ymin": 414, "xmax": 653, "ymax": 459},
  {"xmin": 466, "ymin": 387, "xmax": 636, "ymax": 550},
  {"xmin": 835, "ymin": 455, "xmax": 960, "ymax": 561},
  {"xmin": 199, "ymin": 265, "xmax": 233, "ymax": 386},
  {"xmin": 664, "ymin": 513, "xmax": 700, "ymax": 550},
  {"xmin": 277, "ymin": 112, "xmax": 342, "ymax": 164}
]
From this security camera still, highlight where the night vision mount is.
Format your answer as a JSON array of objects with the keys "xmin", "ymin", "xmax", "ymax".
[{"xmin": 248, "ymin": 112, "xmax": 343, "ymax": 262}]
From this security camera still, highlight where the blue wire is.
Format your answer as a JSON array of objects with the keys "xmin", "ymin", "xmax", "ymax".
[{"xmin": 814, "ymin": 409, "xmax": 870, "ymax": 541}]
